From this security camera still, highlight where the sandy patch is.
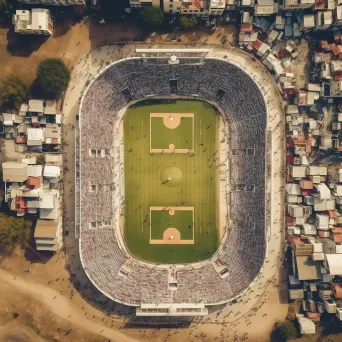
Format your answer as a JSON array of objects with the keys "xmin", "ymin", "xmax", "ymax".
[
  {"xmin": 163, "ymin": 228, "xmax": 181, "ymax": 240},
  {"xmin": 163, "ymin": 115, "xmax": 181, "ymax": 129}
]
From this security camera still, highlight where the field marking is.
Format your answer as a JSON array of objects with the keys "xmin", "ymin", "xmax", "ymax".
[
  {"xmin": 149, "ymin": 206, "xmax": 194, "ymax": 245},
  {"xmin": 192, "ymin": 116, "xmax": 195, "ymax": 149},
  {"xmin": 150, "ymin": 148, "xmax": 193, "ymax": 154},
  {"xmin": 150, "ymin": 113, "xmax": 194, "ymax": 117},
  {"xmin": 150, "ymin": 113, "xmax": 194, "ymax": 154},
  {"xmin": 150, "ymin": 239, "xmax": 194, "ymax": 245}
]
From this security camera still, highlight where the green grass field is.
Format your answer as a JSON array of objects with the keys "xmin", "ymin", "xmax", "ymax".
[
  {"xmin": 150, "ymin": 209, "xmax": 194, "ymax": 240},
  {"xmin": 123, "ymin": 99, "xmax": 219, "ymax": 263},
  {"xmin": 151, "ymin": 117, "xmax": 193, "ymax": 150}
]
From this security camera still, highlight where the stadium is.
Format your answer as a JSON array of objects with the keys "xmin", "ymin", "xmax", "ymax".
[{"xmin": 77, "ymin": 49, "xmax": 268, "ymax": 316}]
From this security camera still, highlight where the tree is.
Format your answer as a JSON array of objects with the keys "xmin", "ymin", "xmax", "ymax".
[
  {"xmin": 138, "ymin": 7, "xmax": 164, "ymax": 29},
  {"xmin": 0, "ymin": 0, "xmax": 9, "ymax": 18},
  {"xmin": 179, "ymin": 16, "xmax": 197, "ymax": 31},
  {"xmin": 0, "ymin": 214, "xmax": 32, "ymax": 254},
  {"xmin": 0, "ymin": 75, "xmax": 29, "ymax": 109},
  {"xmin": 36, "ymin": 58, "xmax": 70, "ymax": 98},
  {"xmin": 277, "ymin": 321, "xmax": 297, "ymax": 341},
  {"xmin": 0, "ymin": 0, "xmax": 7, "ymax": 13}
]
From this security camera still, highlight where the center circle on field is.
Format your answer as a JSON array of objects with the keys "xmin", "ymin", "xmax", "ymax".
[{"xmin": 160, "ymin": 166, "xmax": 183, "ymax": 187}]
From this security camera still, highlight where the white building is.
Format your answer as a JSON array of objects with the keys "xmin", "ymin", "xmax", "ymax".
[
  {"xmin": 296, "ymin": 314, "xmax": 316, "ymax": 334},
  {"xmin": 208, "ymin": 0, "xmax": 225, "ymax": 15},
  {"xmin": 13, "ymin": 9, "xmax": 53, "ymax": 36},
  {"xmin": 17, "ymin": 0, "xmax": 85, "ymax": 6}
]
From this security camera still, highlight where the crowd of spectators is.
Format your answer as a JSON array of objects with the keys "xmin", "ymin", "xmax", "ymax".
[{"xmin": 78, "ymin": 57, "xmax": 267, "ymax": 305}]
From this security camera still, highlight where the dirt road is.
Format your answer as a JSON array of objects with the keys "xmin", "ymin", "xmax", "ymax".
[{"xmin": 0, "ymin": 269, "xmax": 139, "ymax": 342}]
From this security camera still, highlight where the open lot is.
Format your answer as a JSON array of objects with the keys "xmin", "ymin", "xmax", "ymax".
[{"xmin": 123, "ymin": 99, "xmax": 219, "ymax": 263}]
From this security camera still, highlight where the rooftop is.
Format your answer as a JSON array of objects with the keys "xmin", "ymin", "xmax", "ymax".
[{"xmin": 34, "ymin": 219, "xmax": 59, "ymax": 238}]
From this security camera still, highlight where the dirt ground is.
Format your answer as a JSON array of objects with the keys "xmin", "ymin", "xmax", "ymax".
[
  {"xmin": 0, "ymin": 17, "xmax": 143, "ymax": 84},
  {"xmin": 0, "ymin": 17, "xmax": 237, "ymax": 85}
]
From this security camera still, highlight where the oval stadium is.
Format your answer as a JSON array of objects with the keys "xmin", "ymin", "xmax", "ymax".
[{"xmin": 78, "ymin": 49, "xmax": 268, "ymax": 316}]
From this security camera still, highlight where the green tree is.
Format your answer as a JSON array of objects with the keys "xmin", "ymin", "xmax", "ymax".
[
  {"xmin": 277, "ymin": 321, "xmax": 297, "ymax": 341},
  {"xmin": 0, "ymin": 214, "xmax": 32, "ymax": 254},
  {"xmin": 0, "ymin": 75, "xmax": 29, "ymax": 109},
  {"xmin": 36, "ymin": 58, "xmax": 70, "ymax": 98},
  {"xmin": 0, "ymin": 0, "xmax": 7, "ymax": 13},
  {"xmin": 179, "ymin": 16, "xmax": 197, "ymax": 31},
  {"xmin": 0, "ymin": 0, "xmax": 9, "ymax": 17},
  {"xmin": 138, "ymin": 7, "xmax": 164, "ymax": 29}
]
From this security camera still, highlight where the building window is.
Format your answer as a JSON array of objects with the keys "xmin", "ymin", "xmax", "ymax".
[{"xmin": 170, "ymin": 3, "xmax": 173, "ymax": 7}]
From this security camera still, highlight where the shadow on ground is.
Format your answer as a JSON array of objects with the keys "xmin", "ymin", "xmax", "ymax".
[{"xmin": 6, "ymin": 28, "xmax": 49, "ymax": 57}]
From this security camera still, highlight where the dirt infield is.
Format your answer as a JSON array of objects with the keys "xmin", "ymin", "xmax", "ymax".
[
  {"xmin": 150, "ymin": 206, "xmax": 194, "ymax": 211},
  {"xmin": 164, "ymin": 115, "xmax": 181, "ymax": 129},
  {"xmin": 163, "ymin": 227, "xmax": 181, "ymax": 240},
  {"xmin": 151, "ymin": 113, "xmax": 194, "ymax": 129},
  {"xmin": 149, "ymin": 206, "xmax": 194, "ymax": 245},
  {"xmin": 150, "ymin": 113, "xmax": 194, "ymax": 153}
]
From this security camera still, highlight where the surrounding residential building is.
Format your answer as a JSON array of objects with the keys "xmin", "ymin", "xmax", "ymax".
[
  {"xmin": 164, "ymin": 0, "xmax": 182, "ymax": 13},
  {"xmin": 129, "ymin": 0, "xmax": 159, "ymax": 9},
  {"xmin": 0, "ymin": 99, "xmax": 62, "ymax": 152},
  {"xmin": 2, "ymin": 155, "xmax": 63, "ymax": 252},
  {"xmin": 34, "ymin": 218, "xmax": 63, "ymax": 251},
  {"xmin": 13, "ymin": 9, "xmax": 53, "ymax": 36},
  {"xmin": 281, "ymin": 0, "xmax": 315, "ymax": 10},
  {"xmin": 129, "ymin": 0, "xmax": 225, "ymax": 15},
  {"xmin": 208, "ymin": 0, "xmax": 225, "ymax": 15},
  {"xmin": 330, "ymin": 79, "xmax": 342, "ymax": 96}
]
